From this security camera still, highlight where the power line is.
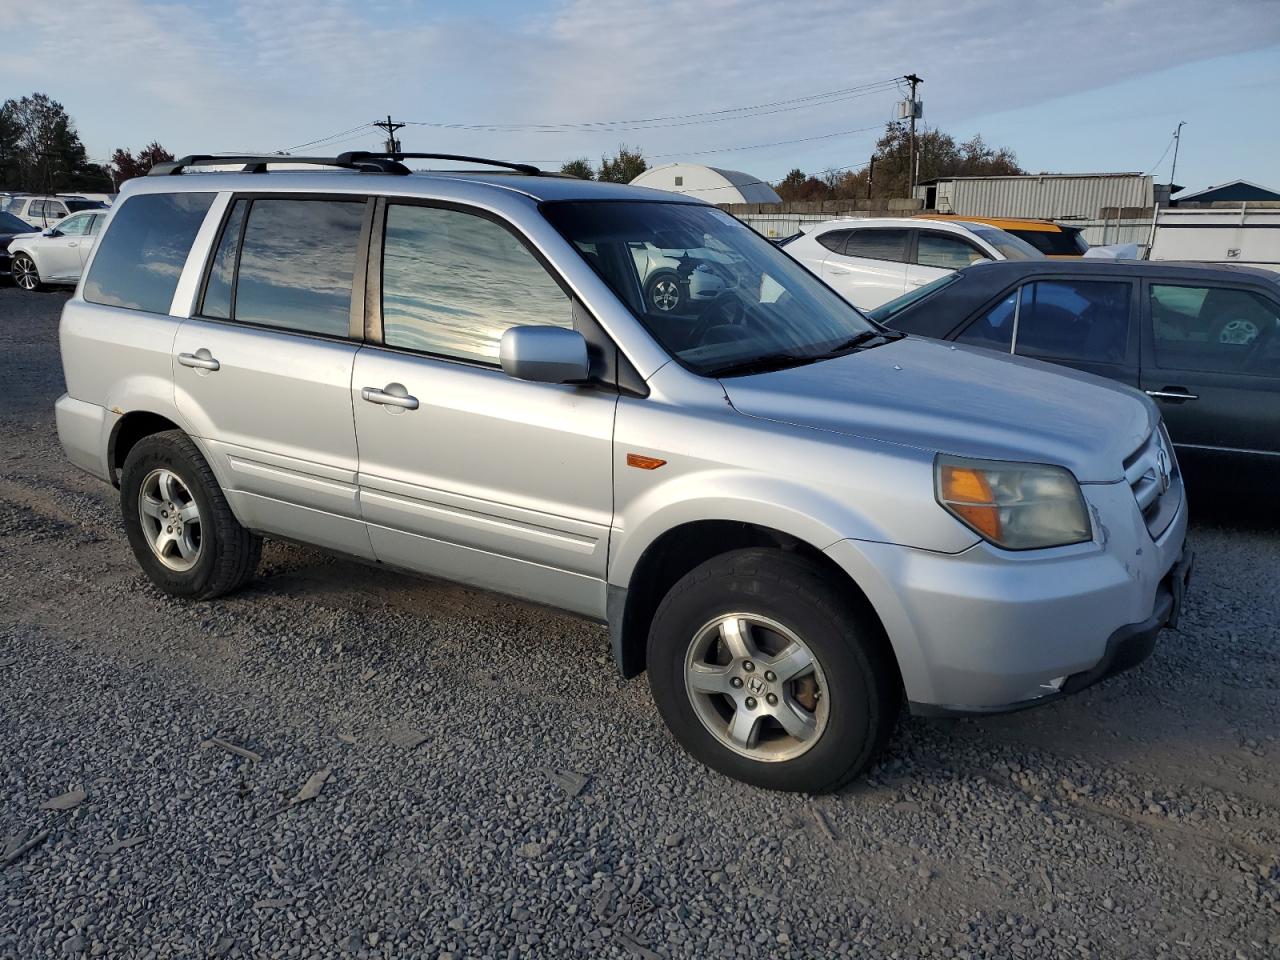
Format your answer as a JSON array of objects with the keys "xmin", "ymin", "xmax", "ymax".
[
  {"xmin": 1143, "ymin": 132, "xmax": 1176, "ymax": 177},
  {"xmin": 283, "ymin": 122, "xmax": 378, "ymax": 153}
]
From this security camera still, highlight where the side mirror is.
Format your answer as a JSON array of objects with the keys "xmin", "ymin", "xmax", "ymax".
[
  {"xmin": 43, "ymin": 228, "xmax": 60, "ymax": 238},
  {"xmin": 499, "ymin": 326, "xmax": 590, "ymax": 384}
]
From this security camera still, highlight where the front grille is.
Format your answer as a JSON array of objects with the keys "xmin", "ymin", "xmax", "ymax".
[{"xmin": 1123, "ymin": 426, "xmax": 1180, "ymax": 538}]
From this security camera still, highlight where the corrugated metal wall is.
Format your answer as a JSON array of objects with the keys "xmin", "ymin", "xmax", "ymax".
[{"xmin": 934, "ymin": 176, "xmax": 1154, "ymax": 219}]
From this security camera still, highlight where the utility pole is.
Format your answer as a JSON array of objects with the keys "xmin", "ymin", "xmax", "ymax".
[
  {"xmin": 1168, "ymin": 121, "xmax": 1186, "ymax": 193},
  {"xmin": 866, "ymin": 154, "xmax": 876, "ymax": 199},
  {"xmin": 904, "ymin": 74, "xmax": 922, "ymax": 198},
  {"xmin": 373, "ymin": 115, "xmax": 405, "ymax": 155}
]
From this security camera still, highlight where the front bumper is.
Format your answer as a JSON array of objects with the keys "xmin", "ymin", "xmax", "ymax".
[{"xmin": 824, "ymin": 474, "xmax": 1189, "ymax": 713}]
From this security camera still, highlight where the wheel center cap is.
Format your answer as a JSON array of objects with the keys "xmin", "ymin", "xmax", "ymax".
[{"xmin": 746, "ymin": 675, "xmax": 768, "ymax": 696}]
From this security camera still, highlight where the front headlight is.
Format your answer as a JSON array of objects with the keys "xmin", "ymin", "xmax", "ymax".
[{"xmin": 935, "ymin": 455, "xmax": 1092, "ymax": 550}]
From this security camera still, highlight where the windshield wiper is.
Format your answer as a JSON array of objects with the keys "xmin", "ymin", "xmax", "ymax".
[
  {"xmin": 819, "ymin": 329, "xmax": 905, "ymax": 356},
  {"xmin": 705, "ymin": 352, "xmax": 823, "ymax": 378}
]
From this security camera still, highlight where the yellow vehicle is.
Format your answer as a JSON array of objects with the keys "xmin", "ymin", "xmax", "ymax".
[{"xmin": 916, "ymin": 214, "xmax": 1089, "ymax": 258}]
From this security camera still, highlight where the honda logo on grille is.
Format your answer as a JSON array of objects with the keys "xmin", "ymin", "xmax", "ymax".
[{"xmin": 1155, "ymin": 448, "xmax": 1171, "ymax": 496}]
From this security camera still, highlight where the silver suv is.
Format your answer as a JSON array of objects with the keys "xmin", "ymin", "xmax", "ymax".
[{"xmin": 55, "ymin": 152, "xmax": 1192, "ymax": 793}]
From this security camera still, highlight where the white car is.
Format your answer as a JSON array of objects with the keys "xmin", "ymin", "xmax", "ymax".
[
  {"xmin": 783, "ymin": 217, "xmax": 1043, "ymax": 310},
  {"xmin": 7, "ymin": 208, "xmax": 108, "ymax": 291},
  {"xmin": 6, "ymin": 195, "xmax": 107, "ymax": 230}
]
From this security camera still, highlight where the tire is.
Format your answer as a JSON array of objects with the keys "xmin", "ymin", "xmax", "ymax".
[
  {"xmin": 645, "ymin": 272, "xmax": 683, "ymax": 313},
  {"xmin": 11, "ymin": 253, "xmax": 41, "ymax": 291},
  {"xmin": 647, "ymin": 548, "xmax": 900, "ymax": 793},
  {"xmin": 120, "ymin": 431, "xmax": 261, "ymax": 600}
]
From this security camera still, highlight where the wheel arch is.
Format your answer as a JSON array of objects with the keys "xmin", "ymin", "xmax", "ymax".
[
  {"xmin": 108, "ymin": 410, "xmax": 184, "ymax": 486},
  {"xmin": 608, "ymin": 518, "xmax": 901, "ymax": 689}
]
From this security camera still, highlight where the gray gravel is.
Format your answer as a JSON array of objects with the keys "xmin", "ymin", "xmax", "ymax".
[{"xmin": 1, "ymin": 285, "xmax": 1278, "ymax": 959}]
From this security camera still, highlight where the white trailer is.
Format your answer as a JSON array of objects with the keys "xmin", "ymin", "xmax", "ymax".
[{"xmin": 1148, "ymin": 205, "xmax": 1280, "ymax": 272}]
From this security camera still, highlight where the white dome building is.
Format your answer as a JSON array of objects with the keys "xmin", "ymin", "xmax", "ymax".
[{"xmin": 630, "ymin": 163, "xmax": 781, "ymax": 204}]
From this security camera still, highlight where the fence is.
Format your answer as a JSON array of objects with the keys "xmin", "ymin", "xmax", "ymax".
[{"xmin": 717, "ymin": 199, "xmax": 924, "ymax": 239}]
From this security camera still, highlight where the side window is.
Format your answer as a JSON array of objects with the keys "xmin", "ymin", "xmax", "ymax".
[
  {"xmin": 199, "ymin": 199, "xmax": 248, "ymax": 321},
  {"xmin": 816, "ymin": 230, "xmax": 850, "ymax": 253},
  {"xmin": 1151, "ymin": 284, "xmax": 1280, "ymax": 374},
  {"xmin": 1016, "ymin": 279, "xmax": 1131, "ymax": 364},
  {"xmin": 917, "ymin": 233, "xmax": 986, "ymax": 270},
  {"xmin": 83, "ymin": 192, "xmax": 215, "ymax": 314},
  {"xmin": 232, "ymin": 198, "xmax": 367, "ymax": 337},
  {"xmin": 381, "ymin": 204, "xmax": 572, "ymax": 364},
  {"xmin": 842, "ymin": 229, "xmax": 908, "ymax": 262},
  {"xmin": 28, "ymin": 200, "xmax": 44, "ymax": 219},
  {"xmin": 957, "ymin": 291, "xmax": 1016, "ymax": 352},
  {"xmin": 87, "ymin": 214, "xmax": 104, "ymax": 236},
  {"xmin": 56, "ymin": 214, "xmax": 90, "ymax": 236},
  {"xmin": 47, "ymin": 202, "xmax": 68, "ymax": 220}
]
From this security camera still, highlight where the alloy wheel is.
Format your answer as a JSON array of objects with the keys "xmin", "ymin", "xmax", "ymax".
[
  {"xmin": 683, "ymin": 613, "xmax": 829, "ymax": 762},
  {"xmin": 651, "ymin": 278, "xmax": 681, "ymax": 312},
  {"xmin": 12, "ymin": 256, "xmax": 38, "ymax": 291},
  {"xmin": 138, "ymin": 468, "xmax": 203, "ymax": 572}
]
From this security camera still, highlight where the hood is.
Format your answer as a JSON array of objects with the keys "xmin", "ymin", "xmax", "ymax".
[{"xmin": 721, "ymin": 337, "xmax": 1156, "ymax": 483}]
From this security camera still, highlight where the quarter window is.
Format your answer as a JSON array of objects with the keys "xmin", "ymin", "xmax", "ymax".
[
  {"xmin": 816, "ymin": 230, "xmax": 851, "ymax": 253},
  {"xmin": 1015, "ymin": 279, "xmax": 1131, "ymax": 363},
  {"xmin": 1151, "ymin": 284, "xmax": 1279, "ymax": 374},
  {"xmin": 917, "ymin": 233, "xmax": 986, "ymax": 270},
  {"xmin": 381, "ymin": 204, "xmax": 572, "ymax": 364},
  {"xmin": 84, "ymin": 192, "xmax": 215, "ymax": 314},
  {"xmin": 232, "ymin": 198, "xmax": 366, "ymax": 337},
  {"xmin": 842, "ymin": 228, "xmax": 908, "ymax": 262}
]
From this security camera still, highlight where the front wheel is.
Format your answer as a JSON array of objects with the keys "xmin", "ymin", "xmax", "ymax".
[
  {"xmin": 647, "ymin": 548, "xmax": 900, "ymax": 793},
  {"xmin": 120, "ymin": 431, "xmax": 261, "ymax": 599},
  {"xmin": 11, "ymin": 254, "xmax": 41, "ymax": 291}
]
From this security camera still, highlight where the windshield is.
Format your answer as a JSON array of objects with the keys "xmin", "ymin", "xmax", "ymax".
[
  {"xmin": 0, "ymin": 211, "xmax": 33, "ymax": 233},
  {"xmin": 966, "ymin": 224, "xmax": 1044, "ymax": 261},
  {"xmin": 542, "ymin": 201, "xmax": 878, "ymax": 376},
  {"xmin": 65, "ymin": 200, "xmax": 106, "ymax": 213},
  {"xmin": 869, "ymin": 272, "xmax": 961, "ymax": 323}
]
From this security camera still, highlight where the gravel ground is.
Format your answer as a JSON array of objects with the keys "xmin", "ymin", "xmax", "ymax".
[{"xmin": 1, "ymin": 285, "xmax": 1277, "ymax": 960}]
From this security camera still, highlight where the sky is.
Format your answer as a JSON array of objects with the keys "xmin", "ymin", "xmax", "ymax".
[{"xmin": 1, "ymin": 0, "xmax": 1278, "ymax": 194}]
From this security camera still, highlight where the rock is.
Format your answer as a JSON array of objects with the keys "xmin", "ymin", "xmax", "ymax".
[{"xmin": 41, "ymin": 788, "xmax": 87, "ymax": 811}]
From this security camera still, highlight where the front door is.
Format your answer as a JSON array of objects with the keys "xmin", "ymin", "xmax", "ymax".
[
  {"xmin": 907, "ymin": 230, "xmax": 990, "ymax": 291},
  {"xmin": 352, "ymin": 201, "xmax": 615, "ymax": 616},
  {"xmin": 40, "ymin": 211, "xmax": 93, "ymax": 280},
  {"xmin": 174, "ymin": 195, "xmax": 375, "ymax": 558},
  {"xmin": 1142, "ymin": 280, "xmax": 1280, "ymax": 455}
]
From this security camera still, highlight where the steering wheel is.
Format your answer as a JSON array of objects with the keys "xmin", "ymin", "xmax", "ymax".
[{"xmin": 687, "ymin": 293, "xmax": 747, "ymax": 348}]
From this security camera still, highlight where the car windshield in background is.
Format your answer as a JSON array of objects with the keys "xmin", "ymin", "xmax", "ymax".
[
  {"xmin": 0, "ymin": 211, "xmax": 34, "ymax": 233},
  {"xmin": 1011, "ymin": 228, "xmax": 1089, "ymax": 256},
  {"xmin": 65, "ymin": 200, "xmax": 106, "ymax": 213},
  {"xmin": 966, "ymin": 225, "xmax": 1044, "ymax": 261},
  {"xmin": 869, "ymin": 272, "xmax": 962, "ymax": 323},
  {"xmin": 542, "ymin": 201, "xmax": 879, "ymax": 376}
]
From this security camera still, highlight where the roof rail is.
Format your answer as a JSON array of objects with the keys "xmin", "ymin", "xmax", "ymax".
[
  {"xmin": 149, "ymin": 153, "xmax": 543, "ymax": 177},
  {"xmin": 149, "ymin": 154, "xmax": 408, "ymax": 176},
  {"xmin": 338, "ymin": 152, "xmax": 542, "ymax": 175}
]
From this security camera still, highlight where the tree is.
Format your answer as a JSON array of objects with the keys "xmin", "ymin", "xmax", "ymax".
[
  {"xmin": 0, "ymin": 93, "xmax": 107, "ymax": 193},
  {"xmin": 559, "ymin": 158, "xmax": 594, "ymax": 180},
  {"xmin": 597, "ymin": 144, "xmax": 646, "ymax": 184},
  {"xmin": 774, "ymin": 168, "xmax": 808, "ymax": 201},
  {"xmin": 110, "ymin": 141, "xmax": 175, "ymax": 186}
]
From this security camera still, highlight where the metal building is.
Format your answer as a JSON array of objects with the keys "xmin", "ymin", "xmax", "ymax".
[
  {"xmin": 915, "ymin": 173, "xmax": 1154, "ymax": 220},
  {"xmin": 630, "ymin": 163, "xmax": 781, "ymax": 204}
]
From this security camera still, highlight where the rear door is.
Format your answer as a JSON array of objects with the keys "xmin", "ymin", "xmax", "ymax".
[
  {"xmin": 351, "ymin": 200, "xmax": 616, "ymax": 616},
  {"xmin": 76, "ymin": 213, "xmax": 105, "ymax": 273},
  {"xmin": 1141, "ymin": 280, "xmax": 1280, "ymax": 454},
  {"xmin": 42, "ymin": 199, "xmax": 69, "ymax": 228},
  {"xmin": 174, "ymin": 194, "xmax": 375, "ymax": 558},
  {"xmin": 822, "ymin": 228, "xmax": 909, "ymax": 309}
]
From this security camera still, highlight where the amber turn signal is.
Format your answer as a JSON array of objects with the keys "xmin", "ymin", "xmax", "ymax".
[
  {"xmin": 626, "ymin": 453, "xmax": 667, "ymax": 470},
  {"xmin": 937, "ymin": 463, "xmax": 1002, "ymax": 541}
]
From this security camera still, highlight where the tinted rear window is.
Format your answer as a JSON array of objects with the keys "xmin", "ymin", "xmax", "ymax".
[
  {"xmin": 843, "ymin": 229, "xmax": 908, "ymax": 261},
  {"xmin": 66, "ymin": 200, "xmax": 106, "ymax": 213},
  {"xmin": 1010, "ymin": 228, "xmax": 1088, "ymax": 256},
  {"xmin": 84, "ymin": 193, "xmax": 215, "ymax": 313}
]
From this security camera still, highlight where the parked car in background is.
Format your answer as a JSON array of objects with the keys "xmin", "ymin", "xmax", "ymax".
[
  {"xmin": 0, "ymin": 210, "xmax": 40, "ymax": 281},
  {"xmin": 781, "ymin": 216, "xmax": 1042, "ymax": 309},
  {"xmin": 8, "ymin": 195, "xmax": 107, "ymax": 230},
  {"xmin": 916, "ymin": 214, "xmax": 1090, "ymax": 257},
  {"xmin": 7, "ymin": 208, "xmax": 108, "ymax": 290},
  {"xmin": 876, "ymin": 259, "xmax": 1280, "ymax": 468}
]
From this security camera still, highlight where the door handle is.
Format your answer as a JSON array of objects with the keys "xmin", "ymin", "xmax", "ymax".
[
  {"xmin": 177, "ymin": 351, "xmax": 220, "ymax": 372},
  {"xmin": 68, "ymin": 241, "xmax": 78, "ymax": 248},
  {"xmin": 361, "ymin": 385, "xmax": 419, "ymax": 410},
  {"xmin": 1145, "ymin": 388, "xmax": 1198, "ymax": 403}
]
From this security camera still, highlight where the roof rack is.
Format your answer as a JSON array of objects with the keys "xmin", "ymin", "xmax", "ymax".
[{"xmin": 149, "ymin": 153, "xmax": 542, "ymax": 177}]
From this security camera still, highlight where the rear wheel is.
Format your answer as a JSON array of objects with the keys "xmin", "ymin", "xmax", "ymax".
[
  {"xmin": 11, "ymin": 254, "xmax": 41, "ymax": 291},
  {"xmin": 120, "ymin": 431, "xmax": 261, "ymax": 599},
  {"xmin": 647, "ymin": 548, "xmax": 900, "ymax": 793}
]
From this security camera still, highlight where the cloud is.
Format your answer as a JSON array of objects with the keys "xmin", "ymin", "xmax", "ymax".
[{"xmin": 0, "ymin": 0, "xmax": 1275, "ymax": 173}]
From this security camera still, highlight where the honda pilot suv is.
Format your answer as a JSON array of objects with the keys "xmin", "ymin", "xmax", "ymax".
[{"xmin": 55, "ymin": 152, "xmax": 1192, "ymax": 793}]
